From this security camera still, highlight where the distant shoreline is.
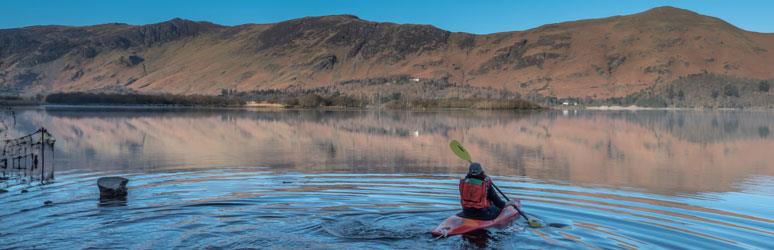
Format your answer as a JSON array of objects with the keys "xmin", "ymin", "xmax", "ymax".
[
  {"xmin": 30, "ymin": 92, "xmax": 544, "ymax": 110},
  {"xmin": 9, "ymin": 104, "xmax": 770, "ymax": 112},
  {"xmin": 583, "ymin": 105, "xmax": 773, "ymax": 111},
  {"xmin": 4, "ymin": 94, "xmax": 771, "ymax": 110},
  {"xmin": 586, "ymin": 105, "xmax": 687, "ymax": 110}
]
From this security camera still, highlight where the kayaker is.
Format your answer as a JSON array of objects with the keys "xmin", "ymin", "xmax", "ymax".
[{"xmin": 458, "ymin": 163, "xmax": 515, "ymax": 220}]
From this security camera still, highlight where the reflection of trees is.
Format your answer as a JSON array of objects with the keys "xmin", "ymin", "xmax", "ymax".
[
  {"xmin": 759, "ymin": 126, "xmax": 770, "ymax": 138},
  {"xmin": 10, "ymin": 108, "xmax": 774, "ymax": 194},
  {"xmin": 591, "ymin": 110, "xmax": 773, "ymax": 142}
]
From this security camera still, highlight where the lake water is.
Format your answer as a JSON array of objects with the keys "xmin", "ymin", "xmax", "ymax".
[{"xmin": 1, "ymin": 107, "xmax": 772, "ymax": 249}]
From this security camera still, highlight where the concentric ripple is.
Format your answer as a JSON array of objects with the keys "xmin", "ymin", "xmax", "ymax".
[{"xmin": 1, "ymin": 169, "xmax": 771, "ymax": 249}]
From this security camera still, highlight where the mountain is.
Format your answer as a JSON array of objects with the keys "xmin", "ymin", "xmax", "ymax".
[{"xmin": 1, "ymin": 6, "xmax": 772, "ymax": 107}]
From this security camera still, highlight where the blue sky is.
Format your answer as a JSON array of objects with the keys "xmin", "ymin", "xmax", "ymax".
[{"xmin": 2, "ymin": 0, "xmax": 772, "ymax": 33}]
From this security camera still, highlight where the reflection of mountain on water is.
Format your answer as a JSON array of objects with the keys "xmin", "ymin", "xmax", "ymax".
[
  {"xmin": 9, "ymin": 108, "xmax": 774, "ymax": 194},
  {"xmin": 42, "ymin": 108, "xmax": 772, "ymax": 143}
]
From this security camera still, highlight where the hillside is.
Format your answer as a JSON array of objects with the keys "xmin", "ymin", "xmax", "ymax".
[{"xmin": 1, "ymin": 6, "xmax": 772, "ymax": 107}]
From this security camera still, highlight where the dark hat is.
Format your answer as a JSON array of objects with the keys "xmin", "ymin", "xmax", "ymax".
[{"xmin": 468, "ymin": 162, "xmax": 484, "ymax": 175}]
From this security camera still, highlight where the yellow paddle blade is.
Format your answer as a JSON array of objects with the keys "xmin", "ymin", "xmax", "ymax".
[
  {"xmin": 528, "ymin": 218, "xmax": 543, "ymax": 228},
  {"xmin": 449, "ymin": 140, "xmax": 472, "ymax": 163}
]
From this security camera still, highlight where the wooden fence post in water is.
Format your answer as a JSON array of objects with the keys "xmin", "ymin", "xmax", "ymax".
[
  {"xmin": 0, "ymin": 127, "xmax": 56, "ymax": 186},
  {"xmin": 40, "ymin": 128, "xmax": 45, "ymax": 182}
]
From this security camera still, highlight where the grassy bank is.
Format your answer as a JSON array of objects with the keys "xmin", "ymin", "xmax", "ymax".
[{"xmin": 386, "ymin": 98, "xmax": 543, "ymax": 110}]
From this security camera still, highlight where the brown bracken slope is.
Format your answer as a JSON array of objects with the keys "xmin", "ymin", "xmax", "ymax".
[{"xmin": 1, "ymin": 6, "xmax": 772, "ymax": 103}]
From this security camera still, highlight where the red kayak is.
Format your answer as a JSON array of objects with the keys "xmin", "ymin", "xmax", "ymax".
[{"xmin": 432, "ymin": 200, "xmax": 522, "ymax": 237}]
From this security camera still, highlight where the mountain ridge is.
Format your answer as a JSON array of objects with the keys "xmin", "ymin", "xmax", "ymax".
[{"xmin": 1, "ymin": 6, "xmax": 772, "ymax": 107}]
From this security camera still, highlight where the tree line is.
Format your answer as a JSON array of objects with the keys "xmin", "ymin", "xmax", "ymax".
[{"xmin": 45, "ymin": 92, "xmax": 245, "ymax": 106}]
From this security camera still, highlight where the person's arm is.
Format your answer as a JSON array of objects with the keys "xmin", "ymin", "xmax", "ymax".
[{"xmin": 487, "ymin": 184, "xmax": 506, "ymax": 209}]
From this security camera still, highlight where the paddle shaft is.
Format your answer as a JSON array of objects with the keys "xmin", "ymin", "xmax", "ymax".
[{"xmin": 491, "ymin": 182, "xmax": 533, "ymax": 223}]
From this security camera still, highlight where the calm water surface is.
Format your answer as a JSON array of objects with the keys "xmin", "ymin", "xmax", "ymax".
[{"xmin": 1, "ymin": 107, "xmax": 772, "ymax": 249}]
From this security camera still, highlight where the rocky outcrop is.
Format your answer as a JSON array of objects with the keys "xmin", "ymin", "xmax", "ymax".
[
  {"xmin": 312, "ymin": 55, "xmax": 337, "ymax": 70},
  {"xmin": 118, "ymin": 55, "xmax": 144, "ymax": 67},
  {"xmin": 97, "ymin": 176, "xmax": 128, "ymax": 199}
]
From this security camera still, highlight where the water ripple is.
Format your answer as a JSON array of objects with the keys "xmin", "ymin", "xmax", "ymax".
[{"xmin": 1, "ymin": 169, "xmax": 771, "ymax": 249}]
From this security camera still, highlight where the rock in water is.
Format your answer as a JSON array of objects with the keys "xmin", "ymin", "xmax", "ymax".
[{"xmin": 97, "ymin": 177, "xmax": 129, "ymax": 198}]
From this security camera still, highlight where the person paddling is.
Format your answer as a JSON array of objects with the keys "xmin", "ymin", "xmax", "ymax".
[{"xmin": 457, "ymin": 163, "xmax": 517, "ymax": 220}]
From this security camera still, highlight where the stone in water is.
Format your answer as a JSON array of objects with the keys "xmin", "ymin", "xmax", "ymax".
[{"xmin": 97, "ymin": 176, "xmax": 129, "ymax": 198}]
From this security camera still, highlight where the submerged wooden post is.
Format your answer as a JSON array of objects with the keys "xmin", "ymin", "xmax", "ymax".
[{"xmin": 40, "ymin": 128, "xmax": 44, "ymax": 182}]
